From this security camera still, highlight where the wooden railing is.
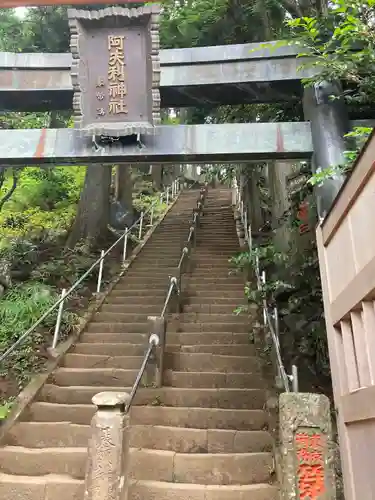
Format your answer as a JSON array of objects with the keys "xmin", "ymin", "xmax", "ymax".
[{"xmin": 317, "ymin": 129, "xmax": 375, "ymax": 500}]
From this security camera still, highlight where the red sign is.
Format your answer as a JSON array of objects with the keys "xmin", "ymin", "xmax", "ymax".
[
  {"xmin": 295, "ymin": 431, "xmax": 326, "ymax": 499},
  {"xmin": 297, "ymin": 200, "xmax": 310, "ymax": 235},
  {"xmin": 0, "ymin": 0, "xmax": 158, "ymax": 6}
]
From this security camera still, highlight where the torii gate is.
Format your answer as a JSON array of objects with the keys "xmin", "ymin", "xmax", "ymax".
[{"xmin": 0, "ymin": 2, "xmax": 374, "ymax": 499}]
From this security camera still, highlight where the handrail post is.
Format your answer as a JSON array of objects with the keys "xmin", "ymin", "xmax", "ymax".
[
  {"xmin": 147, "ymin": 316, "xmax": 166, "ymax": 388},
  {"xmin": 96, "ymin": 250, "xmax": 105, "ymax": 294},
  {"xmin": 170, "ymin": 270, "xmax": 182, "ymax": 313},
  {"xmin": 51, "ymin": 288, "xmax": 67, "ymax": 349},
  {"xmin": 291, "ymin": 364, "xmax": 299, "ymax": 392},
  {"xmin": 150, "ymin": 204, "xmax": 154, "ymax": 227},
  {"xmin": 138, "ymin": 211, "xmax": 144, "ymax": 240},
  {"xmin": 84, "ymin": 392, "xmax": 131, "ymax": 500},
  {"xmin": 122, "ymin": 229, "xmax": 128, "ymax": 264},
  {"xmin": 166, "ymin": 187, "xmax": 170, "ymax": 205}
]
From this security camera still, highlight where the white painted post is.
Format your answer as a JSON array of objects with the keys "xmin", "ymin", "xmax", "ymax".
[
  {"xmin": 150, "ymin": 204, "xmax": 154, "ymax": 227},
  {"xmin": 52, "ymin": 288, "xmax": 67, "ymax": 349},
  {"xmin": 122, "ymin": 230, "xmax": 128, "ymax": 264},
  {"xmin": 166, "ymin": 187, "xmax": 170, "ymax": 205},
  {"xmin": 96, "ymin": 250, "xmax": 105, "ymax": 294},
  {"xmin": 138, "ymin": 212, "xmax": 144, "ymax": 239}
]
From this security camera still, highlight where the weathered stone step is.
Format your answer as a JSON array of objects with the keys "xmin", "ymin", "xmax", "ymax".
[
  {"xmin": 93, "ymin": 312, "xmax": 247, "ymax": 325},
  {"xmin": 188, "ymin": 290, "xmax": 245, "ymax": 298},
  {"xmin": 86, "ymin": 322, "xmax": 148, "ymax": 333},
  {"xmin": 164, "ymin": 371, "xmax": 262, "ymax": 389},
  {"xmin": 62, "ymin": 354, "xmax": 143, "ymax": 369},
  {"xmin": 27, "ymin": 403, "xmax": 267, "ymax": 429},
  {"xmin": 129, "ymin": 449, "xmax": 273, "ymax": 485},
  {"xmin": 40, "ymin": 385, "xmax": 265, "ymax": 409},
  {"xmin": 80, "ymin": 332, "xmax": 147, "ymax": 344},
  {"xmin": 167, "ymin": 344, "xmax": 256, "ymax": 356},
  {"xmin": 105, "ymin": 295, "xmax": 164, "ymax": 304},
  {"xmin": 183, "ymin": 304, "xmax": 246, "ymax": 313},
  {"xmin": 187, "ymin": 296, "xmax": 245, "ymax": 304},
  {"xmin": 72, "ymin": 342, "xmax": 146, "ymax": 356},
  {"xmin": 80, "ymin": 331, "xmax": 250, "ymax": 345},
  {"xmin": 8, "ymin": 422, "xmax": 273, "ymax": 454},
  {"xmin": 0, "ymin": 446, "xmax": 87, "ymax": 478},
  {"xmin": 52, "ymin": 368, "xmax": 138, "ymax": 387},
  {"xmin": 110, "ymin": 288, "xmax": 168, "ymax": 297},
  {"xmin": 73, "ymin": 342, "xmax": 256, "ymax": 357},
  {"xmin": 176, "ymin": 322, "xmax": 247, "ymax": 333},
  {"xmin": 0, "ymin": 473, "xmax": 84, "ymax": 500},
  {"xmin": 129, "ymin": 480, "xmax": 278, "ymax": 500},
  {"xmin": 165, "ymin": 352, "xmax": 259, "ymax": 373},
  {"xmin": 101, "ymin": 303, "xmax": 162, "ymax": 314}
]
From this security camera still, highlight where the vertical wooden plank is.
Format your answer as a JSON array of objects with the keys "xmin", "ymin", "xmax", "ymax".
[
  {"xmin": 361, "ymin": 301, "xmax": 375, "ymax": 384},
  {"xmin": 340, "ymin": 320, "xmax": 360, "ymax": 392},
  {"xmin": 316, "ymin": 227, "xmax": 355, "ymax": 500},
  {"xmin": 350, "ymin": 310, "xmax": 371, "ymax": 387}
]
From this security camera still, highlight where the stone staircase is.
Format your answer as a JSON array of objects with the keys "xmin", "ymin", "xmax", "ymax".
[{"xmin": 0, "ymin": 188, "xmax": 279, "ymax": 500}]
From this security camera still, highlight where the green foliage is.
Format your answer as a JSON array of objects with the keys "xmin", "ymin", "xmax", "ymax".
[
  {"xmin": 287, "ymin": 0, "xmax": 375, "ymax": 105},
  {"xmin": 0, "ymin": 282, "xmax": 77, "ymax": 388}
]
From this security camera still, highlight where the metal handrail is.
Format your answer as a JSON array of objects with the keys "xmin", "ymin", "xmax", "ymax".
[
  {"xmin": 0, "ymin": 179, "xmax": 181, "ymax": 364},
  {"xmin": 234, "ymin": 184, "xmax": 298, "ymax": 392},
  {"xmin": 125, "ymin": 184, "xmax": 207, "ymax": 413},
  {"xmin": 125, "ymin": 333, "xmax": 160, "ymax": 411}
]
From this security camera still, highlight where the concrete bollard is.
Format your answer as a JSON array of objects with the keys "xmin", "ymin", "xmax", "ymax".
[
  {"xmin": 279, "ymin": 392, "xmax": 336, "ymax": 500},
  {"xmin": 147, "ymin": 316, "xmax": 166, "ymax": 388},
  {"xmin": 84, "ymin": 392, "xmax": 131, "ymax": 500}
]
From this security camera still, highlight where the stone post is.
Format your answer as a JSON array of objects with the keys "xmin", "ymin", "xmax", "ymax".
[
  {"xmin": 279, "ymin": 392, "xmax": 336, "ymax": 500},
  {"xmin": 303, "ymin": 81, "xmax": 350, "ymax": 218},
  {"xmin": 147, "ymin": 316, "xmax": 166, "ymax": 388},
  {"xmin": 84, "ymin": 392, "xmax": 131, "ymax": 500}
]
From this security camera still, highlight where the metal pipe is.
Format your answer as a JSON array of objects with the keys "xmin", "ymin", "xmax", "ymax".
[
  {"xmin": 96, "ymin": 250, "xmax": 105, "ymax": 293},
  {"xmin": 166, "ymin": 187, "xmax": 170, "ymax": 205},
  {"xmin": 291, "ymin": 365, "xmax": 299, "ymax": 392},
  {"xmin": 138, "ymin": 212, "xmax": 144, "ymax": 239},
  {"xmin": 178, "ymin": 247, "xmax": 189, "ymax": 270},
  {"xmin": 122, "ymin": 230, "xmax": 128, "ymax": 264},
  {"xmin": 150, "ymin": 205, "xmax": 154, "ymax": 227},
  {"xmin": 0, "ymin": 189, "xmax": 167, "ymax": 365},
  {"xmin": 52, "ymin": 288, "xmax": 67, "ymax": 349},
  {"xmin": 126, "ymin": 334, "xmax": 160, "ymax": 411},
  {"xmin": 161, "ymin": 278, "xmax": 177, "ymax": 317},
  {"xmin": 248, "ymin": 225, "xmax": 252, "ymax": 251}
]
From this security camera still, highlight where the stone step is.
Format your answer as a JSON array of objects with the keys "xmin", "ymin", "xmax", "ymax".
[
  {"xmin": 27, "ymin": 403, "xmax": 267, "ymax": 429},
  {"xmin": 8, "ymin": 422, "xmax": 273, "ymax": 454},
  {"xmin": 129, "ymin": 480, "xmax": 278, "ymax": 500},
  {"xmin": 72, "ymin": 342, "xmax": 146, "ymax": 356},
  {"xmin": 129, "ymin": 449, "xmax": 274, "ymax": 485},
  {"xmin": 0, "ymin": 473, "xmax": 84, "ymax": 500},
  {"xmin": 164, "ymin": 371, "xmax": 262, "ymax": 389},
  {"xmin": 0, "ymin": 446, "xmax": 87, "ymax": 479},
  {"xmin": 86, "ymin": 321, "xmax": 249, "ymax": 334},
  {"xmin": 165, "ymin": 352, "xmax": 260, "ymax": 373},
  {"xmin": 93, "ymin": 312, "xmax": 247, "ymax": 325},
  {"xmin": 105, "ymin": 295, "xmax": 165, "ymax": 305},
  {"xmin": 0, "ymin": 446, "xmax": 273, "ymax": 484},
  {"xmin": 80, "ymin": 332, "xmax": 147, "ymax": 343},
  {"xmin": 73, "ymin": 342, "xmax": 256, "ymax": 357},
  {"xmin": 183, "ymin": 304, "xmax": 246, "ymax": 314},
  {"xmin": 167, "ymin": 344, "xmax": 256, "ymax": 356},
  {"xmin": 40, "ymin": 385, "xmax": 265, "ymax": 409},
  {"xmin": 80, "ymin": 332, "xmax": 250, "ymax": 345},
  {"xmin": 51, "ymin": 368, "xmax": 138, "ymax": 387},
  {"xmin": 62, "ymin": 354, "xmax": 143, "ymax": 369},
  {"xmin": 110, "ymin": 288, "xmax": 169, "ymax": 297},
  {"xmin": 100, "ymin": 303, "xmax": 162, "ymax": 314}
]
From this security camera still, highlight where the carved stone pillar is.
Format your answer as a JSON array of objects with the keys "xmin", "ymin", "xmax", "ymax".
[
  {"xmin": 303, "ymin": 81, "xmax": 350, "ymax": 218},
  {"xmin": 84, "ymin": 392, "xmax": 131, "ymax": 500}
]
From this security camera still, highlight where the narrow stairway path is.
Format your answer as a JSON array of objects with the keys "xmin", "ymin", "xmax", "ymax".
[{"xmin": 0, "ymin": 187, "xmax": 279, "ymax": 500}]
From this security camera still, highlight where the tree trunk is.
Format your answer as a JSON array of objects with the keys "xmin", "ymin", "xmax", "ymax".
[
  {"xmin": 151, "ymin": 165, "xmax": 163, "ymax": 189},
  {"xmin": 115, "ymin": 165, "xmax": 133, "ymax": 208},
  {"xmin": 66, "ymin": 165, "xmax": 112, "ymax": 248}
]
